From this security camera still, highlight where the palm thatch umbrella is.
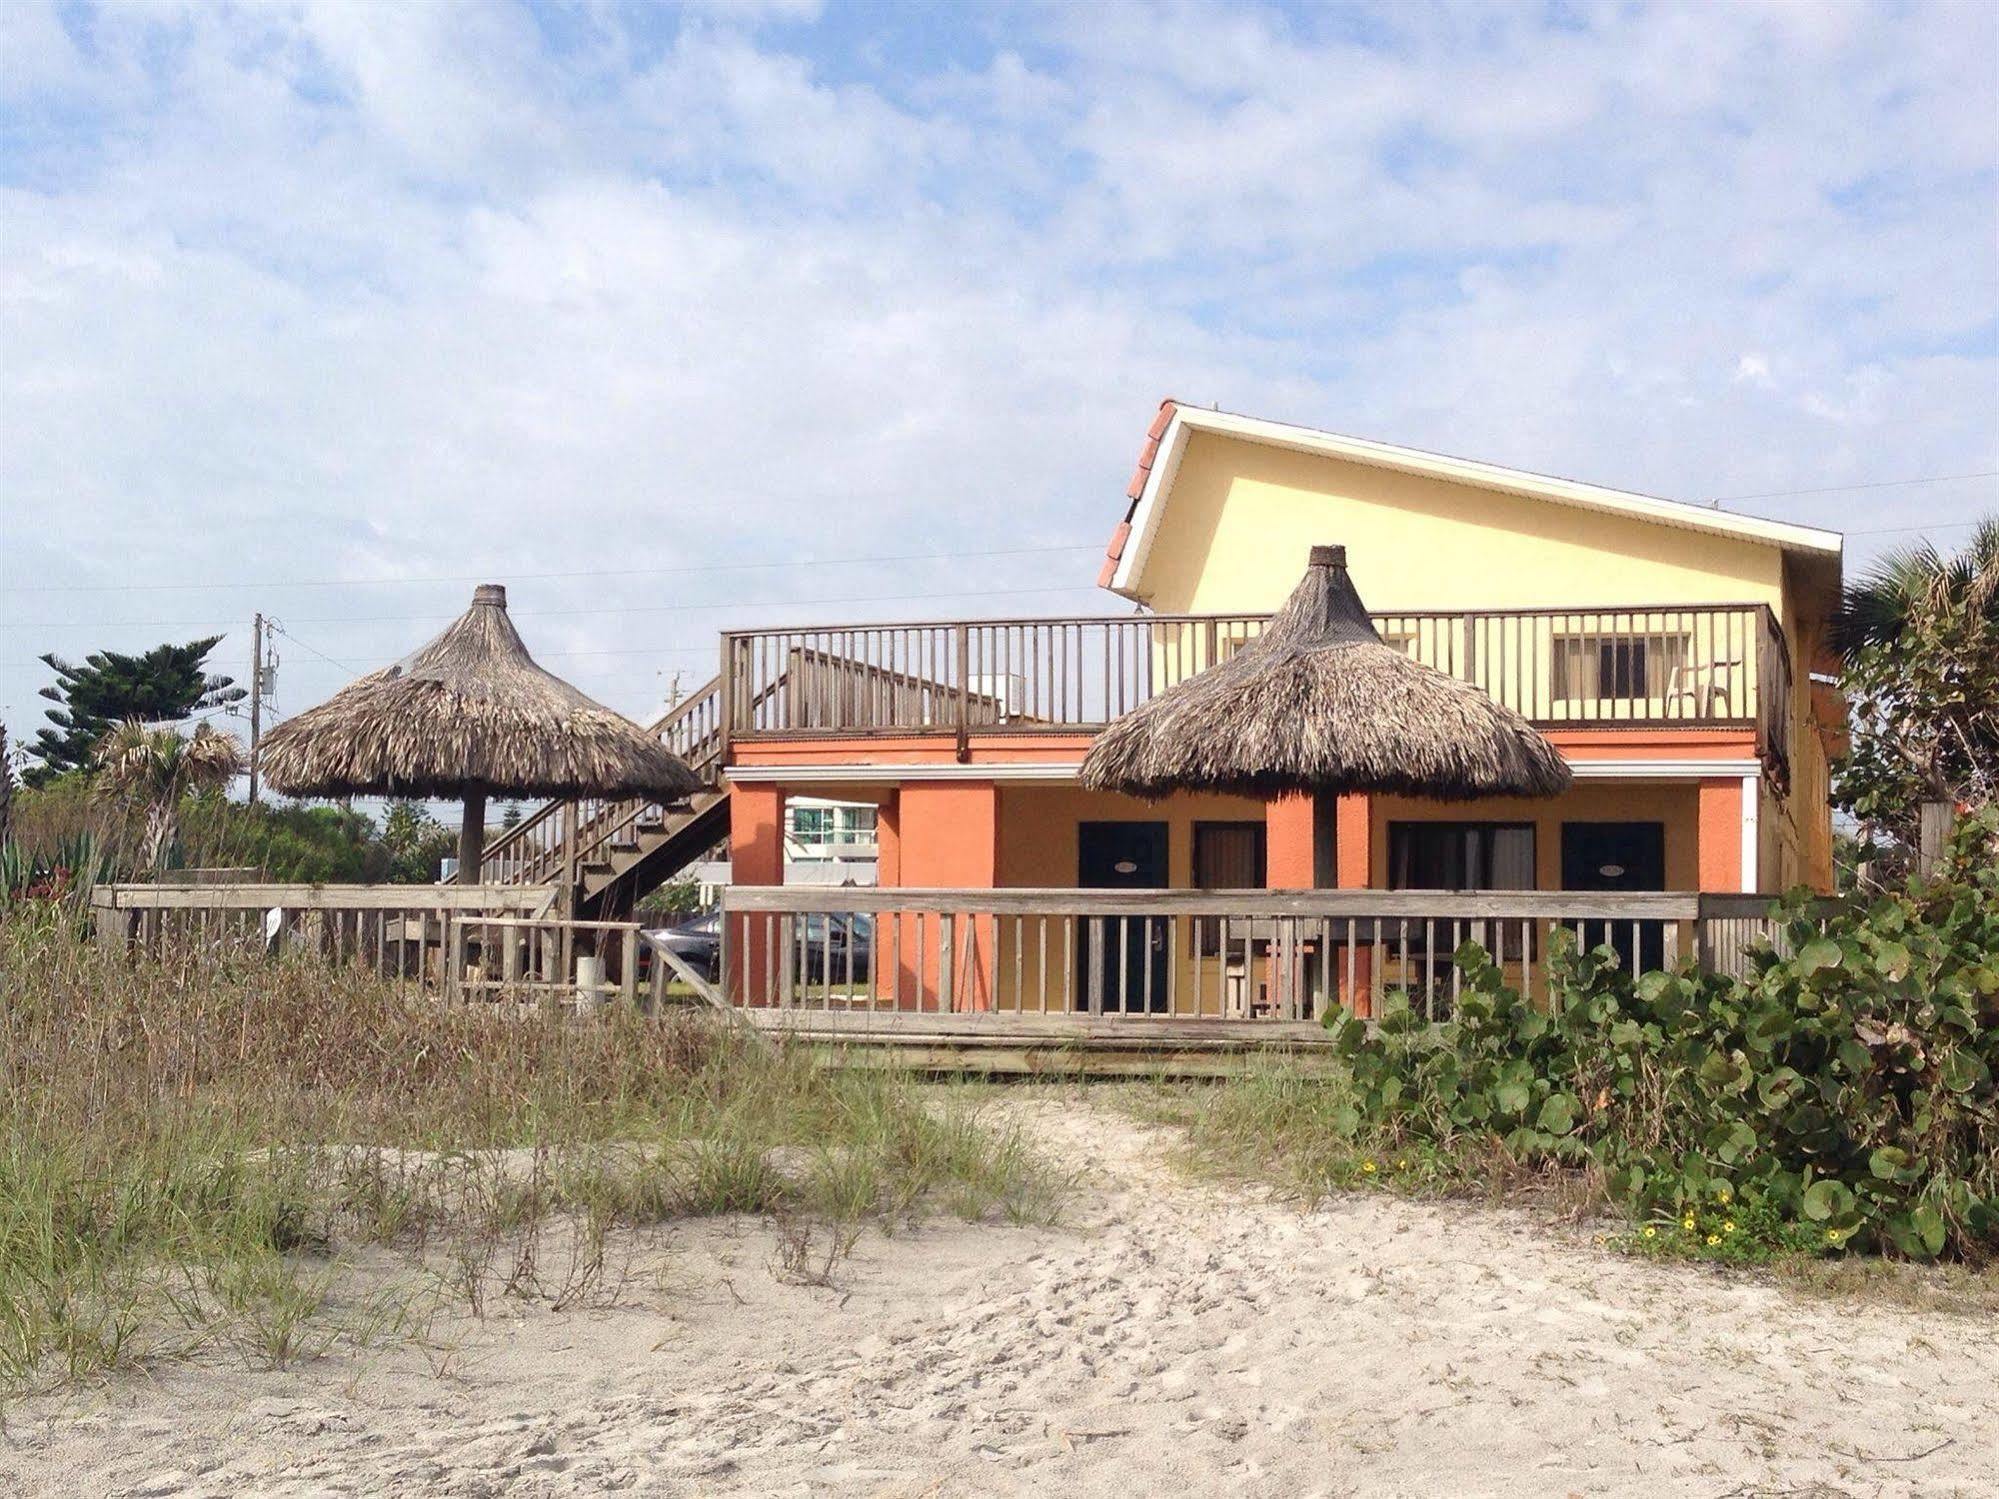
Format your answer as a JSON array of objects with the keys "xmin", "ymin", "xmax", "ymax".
[
  {"xmin": 1081, "ymin": 546, "xmax": 1570, "ymax": 805},
  {"xmin": 259, "ymin": 585, "xmax": 702, "ymax": 883}
]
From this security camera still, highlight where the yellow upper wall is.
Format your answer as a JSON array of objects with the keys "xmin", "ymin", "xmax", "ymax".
[{"xmin": 1134, "ymin": 431, "xmax": 1789, "ymax": 617}]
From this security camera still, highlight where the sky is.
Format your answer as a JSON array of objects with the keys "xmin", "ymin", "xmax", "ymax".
[{"xmin": 2, "ymin": 0, "xmax": 1995, "ymax": 771}]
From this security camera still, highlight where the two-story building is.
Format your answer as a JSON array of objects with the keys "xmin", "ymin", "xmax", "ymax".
[{"xmin": 723, "ymin": 400, "xmax": 1843, "ymax": 927}]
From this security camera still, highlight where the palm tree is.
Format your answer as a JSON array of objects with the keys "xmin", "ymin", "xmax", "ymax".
[
  {"xmin": 1832, "ymin": 516, "xmax": 1998, "ymax": 658},
  {"xmin": 93, "ymin": 721, "xmax": 246, "ymax": 874}
]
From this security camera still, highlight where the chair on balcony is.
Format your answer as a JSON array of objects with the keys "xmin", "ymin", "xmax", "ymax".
[{"xmin": 1664, "ymin": 656, "xmax": 1741, "ymax": 718}]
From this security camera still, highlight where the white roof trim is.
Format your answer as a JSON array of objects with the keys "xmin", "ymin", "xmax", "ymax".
[{"xmin": 1109, "ymin": 406, "xmax": 1843, "ymax": 601}]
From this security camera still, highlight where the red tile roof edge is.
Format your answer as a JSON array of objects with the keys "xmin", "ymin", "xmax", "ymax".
[{"xmin": 1100, "ymin": 397, "xmax": 1179, "ymax": 589}]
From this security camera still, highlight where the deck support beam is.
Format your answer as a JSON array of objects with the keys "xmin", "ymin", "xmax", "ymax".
[{"xmin": 729, "ymin": 783, "xmax": 786, "ymax": 1004}]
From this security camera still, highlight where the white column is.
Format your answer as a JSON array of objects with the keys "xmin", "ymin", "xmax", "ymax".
[{"xmin": 1739, "ymin": 772, "xmax": 1760, "ymax": 894}]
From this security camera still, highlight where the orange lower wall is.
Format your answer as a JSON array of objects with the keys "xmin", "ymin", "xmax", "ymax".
[
  {"xmin": 731, "ymin": 775, "xmax": 1744, "ymax": 897},
  {"xmin": 894, "ymin": 782, "xmax": 999, "ymax": 1009},
  {"xmin": 1266, "ymin": 791, "xmax": 1315, "ymax": 889},
  {"xmin": 995, "ymin": 785, "xmax": 1271, "ymax": 886},
  {"xmin": 727, "ymin": 784, "xmax": 784, "ymax": 1003},
  {"xmin": 1699, "ymin": 779, "xmax": 1745, "ymax": 893},
  {"xmin": 898, "ymin": 783, "xmax": 998, "ymax": 885}
]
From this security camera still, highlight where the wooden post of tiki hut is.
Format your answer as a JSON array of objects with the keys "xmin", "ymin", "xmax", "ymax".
[
  {"xmin": 1080, "ymin": 545, "xmax": 1571, "ymax": 1013},
  {"xmin": 257, "ymin": 583, "xmax": 703, "ymax": 974}
]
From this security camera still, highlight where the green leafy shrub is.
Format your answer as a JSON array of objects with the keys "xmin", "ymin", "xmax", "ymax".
[{"xmin": 1325, "ymin": 808, "xmax": 1999, "ymax": 1263}]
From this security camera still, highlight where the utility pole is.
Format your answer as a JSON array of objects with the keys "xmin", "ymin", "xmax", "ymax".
[{"xmin": 248, "ymin": 612, "xmax": 263, "ymax": 804}]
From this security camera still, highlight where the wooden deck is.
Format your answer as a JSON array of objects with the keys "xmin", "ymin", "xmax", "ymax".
[{"xmin": 745, "ymin": 1009, "xmax": 1339, "ymax": 1076}]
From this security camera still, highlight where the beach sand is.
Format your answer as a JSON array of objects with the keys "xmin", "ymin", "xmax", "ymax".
[{"xmin": 4, "ymin": 1097, "xmax": 1993, "ymax": 1497}]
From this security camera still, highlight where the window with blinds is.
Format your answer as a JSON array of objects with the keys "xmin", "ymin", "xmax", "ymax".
[
  {"xmin": 1551, "ymin": 633, "xmax": 1692, "ymax": 701},
  {"xmin": 1388, "ymin": 823, "xmax": 1536, "ymax": 891},
  {"xmin": 1193, "ymin": 821, "xmax": 1266, "ymax": 956}
]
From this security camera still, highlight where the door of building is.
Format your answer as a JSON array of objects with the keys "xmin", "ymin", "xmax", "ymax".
[
  {"xmin": 1077, "ymin": 821, "xmax": 1170, "ymax": 1014},
  {"xmin": 1561, "ymin": 822, "xmax": 1668, "ymax": 972}
]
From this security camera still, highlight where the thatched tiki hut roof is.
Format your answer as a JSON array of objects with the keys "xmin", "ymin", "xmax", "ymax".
[
  {"xmin": 260, "ymin": 584, "xmax": 702, "ymax": 883},
  {"xmin": 1080, "ymin": 546, "xmax": 1571, "ymax": 802}
]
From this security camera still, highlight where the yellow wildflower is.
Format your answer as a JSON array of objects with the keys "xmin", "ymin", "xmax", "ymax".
[
  {"xmin": 1362, "ymin": 1160, "xmax": 1378, "ymax": 1174},
  {"xmin": 1706, "ymin": 1235, "xmax": 1720, "ymax": 1246},
  {"xmin": 1825, "ymin": 1229, "xmax": 1842, "ymax": 1244},
  {"xmin": 1642, "ymin": 1226, "xmax": 1657, "ymax": 1239},
  {"xmin": 1717, "ymin": 1187, "xmax": 1732, "ymax": 1204},
  {"xmin": 1723, "ymin": 1221, "xmax": 1737, "ymax": 1234},
  {"xmin": 1682, "ymin": 1215, "xmax": 1696, "ymax": 1231}
]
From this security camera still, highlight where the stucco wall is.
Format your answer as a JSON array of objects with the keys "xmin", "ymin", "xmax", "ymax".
[
  {"xmin": 996, "ymin": 785, "xmax": 1270, "ymax": 888},
  {"xmin": 1135, "ymin": 431, "xmax": 1788, "ymax": 616}
]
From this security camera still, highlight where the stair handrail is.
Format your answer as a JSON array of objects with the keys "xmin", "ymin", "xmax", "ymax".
[{"xmin": 479, "ymin": 677, "xmax": 723, "ymax": 884}]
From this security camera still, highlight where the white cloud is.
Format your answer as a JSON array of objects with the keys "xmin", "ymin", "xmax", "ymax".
[{"xmin": 1, "ymin": 0, "xmax": 1993, "ymax": 742}]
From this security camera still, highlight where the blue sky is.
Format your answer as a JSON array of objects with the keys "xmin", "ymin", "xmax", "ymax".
[{"xmin": 2, "ymin": 0, "xmax": 1995, "ymax": 753}]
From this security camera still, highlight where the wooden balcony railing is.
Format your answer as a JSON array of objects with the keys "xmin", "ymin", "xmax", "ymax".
[{"xmin": 720, "ymin": 604, "xmax": 1793, "ymax": 778}]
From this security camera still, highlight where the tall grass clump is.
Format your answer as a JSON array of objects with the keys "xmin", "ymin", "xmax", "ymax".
[{"xmin": 0, "ymin": 904, "xmax": 1049, "ymax": 1393}]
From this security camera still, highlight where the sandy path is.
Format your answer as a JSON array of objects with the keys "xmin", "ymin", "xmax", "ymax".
[{"xmin": 3, "ymin": 1098, "xmax": 1994, "ymax": 1497}]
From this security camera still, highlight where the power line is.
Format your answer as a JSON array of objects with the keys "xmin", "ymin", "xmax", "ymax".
[
  {"xmin": 0, "ymin": 541, "xmax": 1105, "ymax": 595},
  {"xmin": 1710, "ymin": 470, "xmax": 1997, "ymax": 502},
  {"xmin": 267, "ymin": 622, "xmax": 364, "ymax": 679},
  {"xmin": 1846, "ymin": 518, "xmax": 1985, "ymax": 537}
]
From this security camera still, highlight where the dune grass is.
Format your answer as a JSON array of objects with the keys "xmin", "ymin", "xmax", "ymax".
[
  {"xmin": 1113, "ymin": 1060, "xmax": 1581, "ymax": 1204},
  {"xmin": 0, "ymin": 905, "xmax": 1055, "ymax": 1393}
]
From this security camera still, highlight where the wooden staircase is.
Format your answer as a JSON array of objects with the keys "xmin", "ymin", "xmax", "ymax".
[{"xmin": 479, "ymin": 677, "xmax": 727, "ymax": 920}]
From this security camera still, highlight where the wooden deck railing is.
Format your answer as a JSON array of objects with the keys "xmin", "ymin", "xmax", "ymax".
[
  {"xmin": 88, "ymin": 882, "xmax": 699, "ymax": 1009},
  {"xmin": 719, "ymin": 603, "xmax": 1792, "ymax": 778},
  {"xmin": 478, "ymin": 676, "xmax": 725, "ymax": 888},
  {"xmin": 89, "ymin": 880, "xmax": 1806, "ymax": 1040},
  {"xmin": 719, "ymin": 886, "xmax": 1797, "ymax": 1025}
]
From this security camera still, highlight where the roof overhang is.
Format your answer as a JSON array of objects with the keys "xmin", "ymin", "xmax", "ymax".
[{"xmin": 1103, "ymin": 403, "xmax": 1845, "ymax": 604}]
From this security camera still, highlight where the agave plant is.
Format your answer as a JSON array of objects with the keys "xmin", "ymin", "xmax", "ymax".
[
  {"xmin": 1, "ymin": 722, "xmax": 13, "ymax": 848},
  {"xmin": 0, "ymin": 830, "xmax": 118, "ymax": 912},
  {"xmin": 92, "ymin": 720, "xmax": 246, "ymax": 874}
]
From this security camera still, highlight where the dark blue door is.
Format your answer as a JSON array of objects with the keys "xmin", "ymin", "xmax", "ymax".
[{"xmin": 1078, "ymin": 821, "xmax": 1169, "ymax": 1013}]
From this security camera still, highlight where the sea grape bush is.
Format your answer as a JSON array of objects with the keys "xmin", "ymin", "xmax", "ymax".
[{"xmin": 1325, "ymin": 808, "xmax": 1999, "ymax": 1262}]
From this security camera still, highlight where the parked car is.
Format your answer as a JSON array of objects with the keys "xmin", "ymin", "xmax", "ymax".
[
  {"xmin": 797, "ymin": 913, "xmax": 872, "ymax": 983},
  {"xmin": 644, "ymin": 909, "xmax": 721, "ymax": 984}
]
